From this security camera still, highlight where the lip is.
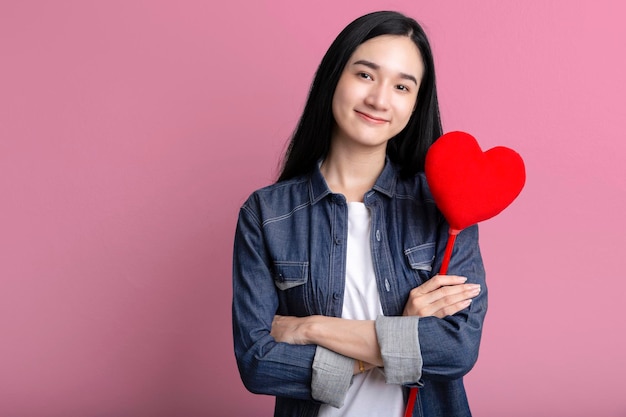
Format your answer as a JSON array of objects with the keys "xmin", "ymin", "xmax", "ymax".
[{"xmin": 355, "ymin": 110, "xmax": 389, "ymax": 124}]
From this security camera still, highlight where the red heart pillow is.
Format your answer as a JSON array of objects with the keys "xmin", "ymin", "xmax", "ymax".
[{"xmin": 425, "ymin": 131, "xmax": 526, "ymax": 232}]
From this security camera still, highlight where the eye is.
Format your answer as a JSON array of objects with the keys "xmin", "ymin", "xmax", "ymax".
[
  {"xmin": 395, "ymin": 84, "xmax": 410, "ymax": 92},
  {"xmin": 357, "ymin": 72, "xmax": 373, "ymax": 80}
]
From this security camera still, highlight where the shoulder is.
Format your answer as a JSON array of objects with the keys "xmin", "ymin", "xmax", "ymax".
[
  {"xmin": 393, "ymin": 171, "xmax": 436, "ymax": 207},
  {"xmin": 240, "ymin": 175, "xmax": 312, "ymax": 224}
]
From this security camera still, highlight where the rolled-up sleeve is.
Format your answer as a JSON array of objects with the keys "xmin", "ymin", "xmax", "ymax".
[
  {"xmin": 375, "ymin": 315, "xmax": 422, "ymax": 385},
  {"xmin": 311, "ymin": 346, "xmax": 354, "ymax": 408}
]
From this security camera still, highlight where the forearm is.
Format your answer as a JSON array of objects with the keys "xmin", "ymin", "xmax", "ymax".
[
  {"xmin": 304, "ymin": 316, "xmax": 384, "ymax": 367},
  {"xmin": 273, "ymin": 314, "xmax": 423, "ymax": 385}
]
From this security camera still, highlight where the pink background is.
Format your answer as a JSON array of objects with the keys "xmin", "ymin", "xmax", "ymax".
[{"xmin": 1, "ymin": 1, "xmax": 625, "ymax": 416}]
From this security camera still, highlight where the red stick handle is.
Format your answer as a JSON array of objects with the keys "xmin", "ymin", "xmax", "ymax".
[
  {"xmin": 404, "ymin": 228, "xmax": 460, "ymax": 417},
  {"xmin": 439, "ymin": 228, "xmax": 460, "ymax": 275},
  {"xmin": 404, "ymin": 387, "xmax": 417, "ymax": 417}
]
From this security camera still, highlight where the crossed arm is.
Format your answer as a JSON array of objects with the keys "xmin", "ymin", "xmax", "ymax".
[{"xmin": 271, "ymin": 274, "xmax": 482, "ymax": 373}]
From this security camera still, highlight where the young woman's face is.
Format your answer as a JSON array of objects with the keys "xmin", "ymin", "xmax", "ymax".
[{"xmin": 331, "ymin": 35, "xmax": 424, "ymax": 151}]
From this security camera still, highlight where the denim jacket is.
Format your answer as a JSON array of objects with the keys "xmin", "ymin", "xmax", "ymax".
[{"xmin": 232, "ymin": 160, "xmax": 487, "ymax": 417}]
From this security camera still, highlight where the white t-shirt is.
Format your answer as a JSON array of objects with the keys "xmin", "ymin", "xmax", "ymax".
[{"xmin": 318, "ymin": 202, "xmax": 404, "ymax": 417}]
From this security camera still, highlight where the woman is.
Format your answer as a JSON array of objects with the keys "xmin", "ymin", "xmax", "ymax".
[{"xmin": 232, "ymin": 10, "xmax": 486, "ymax": 417}]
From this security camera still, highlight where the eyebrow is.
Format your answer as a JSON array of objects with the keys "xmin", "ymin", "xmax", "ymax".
[{"xmin": 352, "ymin": 59, "xmax": 418, "ymax": 85}]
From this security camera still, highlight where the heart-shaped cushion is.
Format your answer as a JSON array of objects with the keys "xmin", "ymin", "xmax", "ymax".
[{"xmin": 425, "ymin": 131, "xmax": 526, "ymax": 232}]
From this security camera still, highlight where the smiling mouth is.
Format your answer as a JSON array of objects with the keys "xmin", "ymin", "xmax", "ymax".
[{"xmin": 355, "ymin": 110, "xmax": 388, "ymax": 124}]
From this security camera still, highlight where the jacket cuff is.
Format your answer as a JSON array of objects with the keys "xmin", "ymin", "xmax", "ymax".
[
  {"xmin": 375, "ymin": 316, "xmax": 422, "ymax": 385},
  {"xmin": 311, "ymin": 346, "xmax": 353, "ymax": 408}
]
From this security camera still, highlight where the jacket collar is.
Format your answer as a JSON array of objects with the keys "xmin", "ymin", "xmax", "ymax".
[{"xmin": 308, "ymin": 157, "xmax": 397, "ymax": 204}]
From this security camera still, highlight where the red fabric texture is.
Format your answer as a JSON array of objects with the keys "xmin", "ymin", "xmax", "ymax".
[{"xmin": 425, "ymin": 131, "xmax": 526, "ymax": 231}]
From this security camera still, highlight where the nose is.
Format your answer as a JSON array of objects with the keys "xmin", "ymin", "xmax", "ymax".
[{"xmin": 364, "ymin": 82, "xmax": 390, "ymax": 110}]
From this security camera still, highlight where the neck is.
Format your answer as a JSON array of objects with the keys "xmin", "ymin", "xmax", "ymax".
[{"xmin": 320, "ymin": 143, "xmax": 386, "ymax": 203}]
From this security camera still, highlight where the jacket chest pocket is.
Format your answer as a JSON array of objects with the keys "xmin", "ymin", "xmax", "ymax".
[
  {"xmin": 404, "ymin": 242, "xmax": 435, "ymax": 283},
  {"xmin": 272, "ymin": 261, "xmax": 309, "ymax": 290},
  {"xmin": 272, "ymin": 261, "xmax": 310, "ymax": 315}
]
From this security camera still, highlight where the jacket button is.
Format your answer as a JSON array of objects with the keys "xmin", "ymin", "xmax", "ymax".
[{"xmin": 375, "ymin": 230, "xmax": 381, "ymax": 241}]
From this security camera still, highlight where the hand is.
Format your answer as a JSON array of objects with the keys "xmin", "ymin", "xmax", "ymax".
[
  {"xmin": 403, "ymin": 274, "xmax": 481, "ymax": 318},
  {"xmin": 270, "ymin": 315, "xmax": 311, "ymax": 345}
]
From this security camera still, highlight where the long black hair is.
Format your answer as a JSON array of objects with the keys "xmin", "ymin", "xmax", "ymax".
[{"xmin": 277, "ymin": 10, "xmax": 442, "ymax": 182}]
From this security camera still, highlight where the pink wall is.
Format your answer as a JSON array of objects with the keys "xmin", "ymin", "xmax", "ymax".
[{"xmin": 1, "ymin": 1, "xmax": 624, "ymax": 416}]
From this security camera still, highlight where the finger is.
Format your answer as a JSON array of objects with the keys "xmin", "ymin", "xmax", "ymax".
[
  {"xmin": 412, "ymin": 274, "xmax": 467, "ymax": 295},
  {"xmin": 427, "ymin": 284, "xmax": 481, "ymax": 314},
  {"xmin": 432, "ymin": 298, "xmax": 473, "ymax": 318},
  {"xmin": 411, "ymin": 281, "xmax": 478, "ymax": 307},
  {"xmin": 406, "ymin": 283, "xmax": 480, "ymax": 317}
]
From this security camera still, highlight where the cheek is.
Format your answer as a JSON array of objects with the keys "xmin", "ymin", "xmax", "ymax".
[
  {"xmin": 331, "ymin": 83, "xmax": 350, "ymax": 118},
  {"xmin": 392, "ymin": 99, "xmax": 417, "ymax": 132},
  {"xmin": 398, "ymin": 101, "xmax": 415, "ymax": 123},
  {"xmin": 331, "ymin": 95, "xmax": 341, "ymax": 124}
]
